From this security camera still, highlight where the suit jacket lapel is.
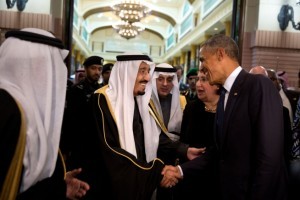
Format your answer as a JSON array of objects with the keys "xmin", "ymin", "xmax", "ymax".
[{"xmin": 220, "ymin": 69, "xmax": 248, "ymax": 149}]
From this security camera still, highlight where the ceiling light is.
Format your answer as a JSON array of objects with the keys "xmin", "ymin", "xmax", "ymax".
[
  {"xmin": 113, "ymin": 21, "xmax": 145, "ymax": 39},
  {"xmin": 112, "ymin": 0, "xmax": 151, "ymax": 23}
]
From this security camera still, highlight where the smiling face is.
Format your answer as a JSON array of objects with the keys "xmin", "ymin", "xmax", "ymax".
[
  {"xmin": 199, "ymin": 34, "xmax": 240, "ymax": 86},
  {"xmin": 156, "ymin": 74, "xmax": 174, "ymax": 98},
  {"xmin": 133, "ymin": 62, "xmax": 151, "ymax": 96},
  {"xmin": 199, "ymin": 47, "xmax": 225, "ymax": 85}
]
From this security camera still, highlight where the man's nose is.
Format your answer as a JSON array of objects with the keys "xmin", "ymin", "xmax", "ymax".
[{"xmin": 144, "ymin": 73, "xmax": 150, "ymax": 81}]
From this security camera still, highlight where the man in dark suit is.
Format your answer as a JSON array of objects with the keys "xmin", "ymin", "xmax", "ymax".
[{"xmin": 162, "ymin": 34, "xmax": 288, "ymax": 200}]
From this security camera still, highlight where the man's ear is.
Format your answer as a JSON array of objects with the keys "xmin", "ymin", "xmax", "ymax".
[{"xmin": 217, "ymin": 48, "xmax": 225, "ymax": 61}]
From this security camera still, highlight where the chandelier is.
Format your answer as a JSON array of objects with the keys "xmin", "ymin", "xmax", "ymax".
[
  {"xmin": 113, "ymin": 21, "xmax": 145, "ymax": 39},
  {"xmin": 112, "ymin": 0, "xmax": 150, "ymax": 23}
]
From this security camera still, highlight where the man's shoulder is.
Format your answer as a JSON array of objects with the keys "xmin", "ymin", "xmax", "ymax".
[
  {"xmin": 239, "ymin": 70, "xmax": 267, "ymax": 88},
  {"xmin": 99, "ymin": 83, "xmax": 105, "ymax": 88},
  {"xmin": 95, "ymin": 85, "xmax": 108, "ymax": 95},
  {"xmin": 70, "ymin": 81, "xmax": 85, "ymax": 91},
  {"xmin": 66, "ymin": 82, "xmax": 87, "ymax": 101}
]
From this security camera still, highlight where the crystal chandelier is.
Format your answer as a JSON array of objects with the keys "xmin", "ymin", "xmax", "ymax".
[
  {"xmin": 113, "ymin": 21, "xmax": 145, "ymax": 39},
  {"xmin": 112, "ymin": 0, "xmax": 150, "ymax": 23}
]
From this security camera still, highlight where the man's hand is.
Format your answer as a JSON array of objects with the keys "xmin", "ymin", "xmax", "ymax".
[
  {"xmin": 160, "ymin": 165, "xmax": 182, "ymax": 188},
  {"xmin": 187, "ymin": 147, "xmax": 206, "ymax": 160},
  {"xmin": 65, "ymin": 168, "xmax": 90, "ymax": 200}
]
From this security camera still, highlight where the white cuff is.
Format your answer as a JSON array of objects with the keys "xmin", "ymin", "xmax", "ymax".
[{"xmin": 177, "ymin": 165, "xmax": 184, "ymax": 178}]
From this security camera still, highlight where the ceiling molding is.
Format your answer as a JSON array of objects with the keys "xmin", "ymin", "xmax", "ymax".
[
  {"xmin": 82, "ymin": 6, "xmax": 176, "ymax": 26},
  {"xmin": 144, "ymin": 28, "xmax": 164, "ymax": 40},
  {"xmin": 90, "ymin": 26, "xmax": 164, "ymax": 40},
  {"xmin": 150, "ymin": 10, "xmax": 176, "ymax": 26},
  {"xmin": 90, "ymin": 25, "xmax": 113, "ymax": 34},
  {"xmin": 83, "ymin": 6, "xmax": 113, "ymax": 19}
]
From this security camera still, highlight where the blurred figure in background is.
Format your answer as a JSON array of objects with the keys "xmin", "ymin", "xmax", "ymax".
[
  {"xmin": 100, "ymin": 63, "xmax": 114, "ymax": 88},
  {"xmin": 182, "ymin": 68, "xmax": 198, "ymax": 104},
  {"xmin": 175, "ymin": 65, "xmax": 189, "ymax": 93},
  {"xmin": 290, "ymin": 98, "xmax": 300, "ymax": 200},
  {"xmin": 60, "ymin": 56, "xmax": 103, "ymax": 169},
  {"xmin": 249, "ymin": 65, "xmax": 268, "ymax": 76},
  {"xmin": 268, "ymin": 69, "xmax": 293, "ymax": 127},
  {"xmin": 74, "ymin": 68, "xmax": 86, "ymax": 84},
  {"xmin": 277, "ymin": 70, "xmax": 300, "ymax": 117},
  {"xmin": 277, "ymin": 70, "xmax": 289, "ymax": 89}
]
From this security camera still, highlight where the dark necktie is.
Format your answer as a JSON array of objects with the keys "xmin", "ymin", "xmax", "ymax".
[{"xmin": 216, "ymin": 87, "xmax": 226, "ymax": 145}]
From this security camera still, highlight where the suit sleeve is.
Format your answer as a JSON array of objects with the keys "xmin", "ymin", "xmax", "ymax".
[
  {"xmin": 180, "ymin": 145, "xmax": 217, "ymax": 179},
  {"xmin": 250, "ymin": 77, "xmax": 287, "ymax": 199}
]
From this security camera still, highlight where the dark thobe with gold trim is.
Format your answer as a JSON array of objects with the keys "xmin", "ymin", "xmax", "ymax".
[
  {"xmin": 0, "ymin": 89, "xmax": 66, "ymax": 200},
  {"xmin": 77, "ymin": 86, "xmax": 188, "ymax": 200}
]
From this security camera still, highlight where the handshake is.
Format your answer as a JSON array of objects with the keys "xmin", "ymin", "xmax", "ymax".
[
  {"xmin": 159, "ymin": 146, "xmax": 206, "ymax": 188},
  {"xmin": 160, "ymin": 165, "xmax": 182, "ymax": 188}
]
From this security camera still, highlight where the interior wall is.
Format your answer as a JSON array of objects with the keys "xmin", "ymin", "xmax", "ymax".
[{"xmin": 241, "ymin": 0, "xmax": 300, "ymax": 88}]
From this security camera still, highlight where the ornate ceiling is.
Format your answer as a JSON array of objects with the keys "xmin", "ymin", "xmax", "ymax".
[{"xmin": 72, "ymin": 0, "xmax": 232, "ymax": 62}]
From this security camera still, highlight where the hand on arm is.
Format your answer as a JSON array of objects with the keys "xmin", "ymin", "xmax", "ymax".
[
  {"xmin": 65, "ymin": 168, "xmax": 90, "ymax": 200},
  {"xmin": 187, "ymin": 147, "xmax": 206, "ymax": 160}
]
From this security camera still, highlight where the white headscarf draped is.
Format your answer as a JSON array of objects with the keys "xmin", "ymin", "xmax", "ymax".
[
  {"xmin": 105, "ymin": 51, "xmax": 161, "ymax": 162},
  {"xmin": 0, "ymin": 28, "xmax": 69, "ymax": 192},
  {"xmin": 151, "ymin": 63, "xmax": 183, "ymax": 139}
]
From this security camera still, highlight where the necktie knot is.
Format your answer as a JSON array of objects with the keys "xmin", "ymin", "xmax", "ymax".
[{"xmin": 220, "ymin": 87, "xmax": 227, "ymax": 96}]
